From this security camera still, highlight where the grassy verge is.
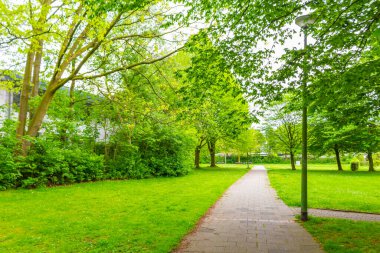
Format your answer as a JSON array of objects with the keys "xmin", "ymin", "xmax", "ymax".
[
  {"xmin": 0, "ymin": 165, "xmax": 248, "ymax": 252},
  {"xmin": 264, "ymin": 163, "xmax": 380, "ymax": 213},
  {"xmin": 300, "ymin": 217, "xmax": 380, "ymax": 253}
]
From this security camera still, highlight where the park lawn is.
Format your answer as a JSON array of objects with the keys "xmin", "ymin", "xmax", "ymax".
[
  {"xmin": 300, "ymin": 217, "xmax": 380, "ymax": 253},
  {"xmin": 0, "ymin": 165, "xmax": 248, "ymax": 253},
  {"xmin": 264, "ymin": 163, "xmax": 380, "ymax": 213}
]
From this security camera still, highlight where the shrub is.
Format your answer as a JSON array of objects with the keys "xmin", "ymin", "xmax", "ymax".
[
  {"xmin": 137, "ymin": 126, "xmax": 192, "ymax": 177},
  {"xmin": 0, "ymin": 146, "xmax": 19, "ymax": 190},
  {"xmin": 350, "ymin": 157, "xmax": 360, "ymax": 171},
  {"xmin": 106, "ymin": 126, "xmax": 193, "ymax": 179},
  {"xmin": 0, "ymin": 120, "xmax": 19, "ymax": 190},
  {"xmin": 106, "ymin": 144, "xmax": 151, "ymax": 179},
  {"xmin": 19, "ymin": 140, "xmax": 104, "ymax": 188}
]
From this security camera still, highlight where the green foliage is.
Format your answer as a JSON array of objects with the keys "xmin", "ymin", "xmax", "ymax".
[
  {"xmin": 0, "ymin": 117, "xmax": 105, "ymax": 189},
  {"xmin": 252, "ymin": 154, "xmax": 284, "ymax": 164},
  {"xmin": 0, "ymin": 120, "xmax": 19, "ymax": 190},
  {"xmin": 350, "ymin": 157, "xmax": 360, "ymax": 164},
  {"xmin": 18, "ymin": 140, "xmax": 104, "ymax": 188},
  {"xmin": 107, "ymin": 125, "xmax": 193, "ymax": 179},
  {"xmin": 263, "ymin": 102, "xmax": 302, "ymax": 156},
  {"xmin": 106, "ymin": 144, "xmax": 148, "ymax": 179},
  {"xmin": 350, "ymin": 157, "xmax": 360, "ymax": 171},
  {"xmin": 0, "ymin": 146, "xmax": 18, "ymax": 190},
  {"xmin": 374, "ymin": 153, "xmax": 380, "ymax": 166},
  {"xmin": 137, "ymin": 126, "xmax": 193, "ymax": 177},
  {"xmin": 229, "ymin": 129, "xmax": 264, "ymax": 156},
  {"xmin": 178, "ymin": 32, "xmax": 253, "ymax": 166}
]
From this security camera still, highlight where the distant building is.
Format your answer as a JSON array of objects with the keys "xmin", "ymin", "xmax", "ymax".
[
  {"xmin": 0, "ymin": 72, "xmax": 108, "ymax": 140},
  {"xmin": 0, "ymin": 73, "xmax": 22, "ymax": 122}
]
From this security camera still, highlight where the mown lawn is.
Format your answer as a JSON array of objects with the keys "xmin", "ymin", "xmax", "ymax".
[
  {"xmin": 0, "ymin": 165, "xmax": 248, "ymax": 253},
  {"xmin": 300, "ymin": 217, "xmax": 380, "ymax": 253},
  {"xmin": 264, "ymin": 163, "xmax": 380, "ymax": 213}
]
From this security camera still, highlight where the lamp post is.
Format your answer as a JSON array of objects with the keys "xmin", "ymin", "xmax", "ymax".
[{"xmin": 295, "ymin": 14, "xmax": 315, "ymax": 222}]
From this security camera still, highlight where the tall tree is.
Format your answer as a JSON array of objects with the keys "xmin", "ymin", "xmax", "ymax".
[
  {"xmin": 232, "ymin": 128, "xmax": 264, "ymax": 166},
  {"xmin": 0, "ymin": 0, "xmax": 186, "ymax": 154},
  {"xmin": 178, "ymin": 32, "xmax": 252, "ymax": 167},
  {"xmin": 264, "ymin": 103, "xmax": 302, "ymax": 170}
]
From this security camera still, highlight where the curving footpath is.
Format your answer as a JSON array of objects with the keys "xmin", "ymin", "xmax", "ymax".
[{"xmin": 175, "ymin": 166, "xmax": 324, "ymax": 253}]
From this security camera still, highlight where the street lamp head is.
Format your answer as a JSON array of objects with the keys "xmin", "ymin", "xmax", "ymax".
[{"xmin": 295, "ymin": 14, "xmax": 315, "ymax": 28}]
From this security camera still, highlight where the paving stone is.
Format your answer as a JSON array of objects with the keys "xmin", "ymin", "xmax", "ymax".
[{"xmin": 174, "ymin": 166, "xmax": 324, "ymax": 253}]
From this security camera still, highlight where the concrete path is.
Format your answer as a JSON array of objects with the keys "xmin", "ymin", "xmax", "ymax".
[
  {"xmin": 290, "ymin": 207, "xmax": 380, "ymax": 222},
  {"xmin": 175, "ymin": 166, "xmax": 324, "ymax": 253}
]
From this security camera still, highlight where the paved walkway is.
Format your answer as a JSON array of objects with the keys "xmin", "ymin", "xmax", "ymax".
[
  {"xmin": 175, "ymin": 166, "xmax": 324, "ymax": 253},
  {"xmin": 290, "ymin": 207, "xmax": 380, "ymax": 222}
]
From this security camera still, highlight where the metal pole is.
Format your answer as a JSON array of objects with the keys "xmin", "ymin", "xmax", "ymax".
[{"xmin": 301, "ymin": 26, "xmax": 308, "ymax": 221}]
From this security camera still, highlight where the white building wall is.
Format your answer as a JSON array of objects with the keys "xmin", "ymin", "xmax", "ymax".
[
  {"xmin": 0, "ymin": 88, "xmax": 107, "ymax": 141},
  {"xmin": 0, "ymin": 89, "xmax": 13, "ymax": 124}
]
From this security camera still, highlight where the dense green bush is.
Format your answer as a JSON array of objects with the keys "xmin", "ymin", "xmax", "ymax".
[
  {"xmin": 106, "ymin": 144, "xmax": 151, "ymax": 179},
  {"xmin": 18, "ymin": 141, "xmax": 104, "ymax": 188},
  {"xmin": 138, "ymin": 126, "xmax": 192, "ymax": 177},
  {"xmin": 107, "ymin": 126, "xmax": 193, "ymax": 179},
  {"xmin": 0, "ymin": 117, "xmax": 193, "ymax": 190},
  {"xmin": 0, "ymin": 146, "xmax": 19, "ymax": 190},
  {"xmin": 0, "ymin": 120, "xmax": 19, "ymax": 190}
]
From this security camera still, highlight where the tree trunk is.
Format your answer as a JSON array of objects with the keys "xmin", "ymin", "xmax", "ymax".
[
  {"xmin": 28, "ymin": 1, "xmax": 50, "ymax": 120},
  {"xmin": 334, "ymin": 144, "xmax": 343, "ymax": 171},
  {"xmin": 69, "ymin": 78, "xmax": 75, "ymax": 110},
  {"xmin": 16, "ymin": 50, "xmax": 34, "ymax": 139},
  {"xmin": 368, "ymin": 151, "xmax": 375, "ymax": 172},
  {"xmin": 237, "ymin": 154, "xmax": 241, "ymax": 163},
  {"xmin": 194, "ymin": 146, "xmax": 201, "ymax": 169},
  {"xmin": 28, "ymin": 40, "xmax": 44, "ymax": 122},
  {"xmin": 26, "ymin": 87, "xmax": 56, "ymax": 138},
  {"xmin": 290, "ymin": 151, "xmax": 296, "ymax": 170},
  {"xmin": 246, "ymin": 152, "xmax": 250, "ymax": 168},
  {"xmin": 31, "ymin": 40, "xmax": 43, "ymax": 97},
  {"xmin": 208, "ymin": 139, "xmax": 217, "ymax": 167}
]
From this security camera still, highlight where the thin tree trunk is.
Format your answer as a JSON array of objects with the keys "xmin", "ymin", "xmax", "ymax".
[
  {"xmin": 31, "ymin": 40, "xmax": 43, "ymax": 97},
  {"xmin": 334, "ymin": 144, "xmax": 343, "ymax": 171},
  {"xmin": 290, "ymin": 151, "xmax": 296, "ymax": 170},
  {"xmin": 194, "ymin": 146, "xmax": 201, "ymax": 169},
  {"xmin": 368, "ymin": 151, "xmax": 375, "ymax": 172},
  {"xmin": 208, "ymin": 139, "xmax": 216, "ymax": 167},
  {"xmin": 69, "ymin": 80, "xmax": 75, "ymax": 110},
  {"xmin": 28, "ymin": 40, "xmax": 44, "ymax": 123},
  {"xmin": 69, "ymin": 60, "xmax": 76, "ymax": 113},
  {"xmin": 114, "ymin": 144, "xmax": 117, "ymax": 160},
  {"xmin": 237, "ymin": 154, "xmax": 241, "ymax": 163}
]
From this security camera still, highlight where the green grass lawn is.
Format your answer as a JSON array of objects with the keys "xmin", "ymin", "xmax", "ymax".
[
  {"xmin": 264, "ymin": 163, "xmax": 380, "ymax": 213},
  {"xmin": 300, "ymin": 217, "xmax": 380, "ymax": 253},
  {"xmin": 0, "ymin": 165, "xmax": 248, "ymax": 253}
]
